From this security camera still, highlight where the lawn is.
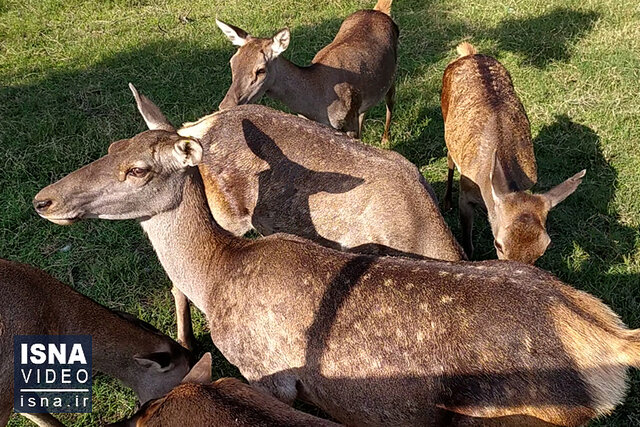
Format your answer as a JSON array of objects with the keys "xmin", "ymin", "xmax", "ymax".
[{"xmin": 1, "ymin": 0, "xmax": 639, "ymax": 425}]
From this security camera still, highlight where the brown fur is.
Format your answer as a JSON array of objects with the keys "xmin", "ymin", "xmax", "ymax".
[
  {"xmin": 111, "ymin": 378, "xmax": 339, "ymax": 426},
  {"xmin": 35, "ymin": 125, "xmax": 638, "ymax": 426},
  {"xmin": 217, "ymin": 2, "xmax": 398, "ymax": 142},
  {"xmin": 179, "ymin": 105, "xmax": 464, "ymax": 262},
  {"xmin": 442, "ymin": 43, "xmax": 585, "ymax": 263},
  {"xmin": 0, "ymin": 259, "xmax": 191, "ymax": 426}
]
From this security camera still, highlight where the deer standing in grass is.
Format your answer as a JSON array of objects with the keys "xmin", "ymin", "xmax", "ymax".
[
  {"xmin": 442, "ymin": 42, "xmax": 586, "ymax": 263},
  {"xmin": 0, "ymin": 259, "xmax": 191, "ymax": 427},
  {"xmin": 127, "ymin": 84, "xmax": 464, "ymax": 350},
  {"xmin": 35, "ymin": 94, "xmax": 640, "ymax": 426},
  {"xmin": 109, "ymin": 353, "xmax": 340, "ymax": 427},
  {"xmin": 217, "ymin": 0, "xmax": 398, "ymax": 143}
]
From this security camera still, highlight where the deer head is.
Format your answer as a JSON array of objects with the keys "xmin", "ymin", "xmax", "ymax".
[
  {"xmin": 489, "ymin": 152, "xmax": 586, "ymax": 264},
  {"xmin": 33, "ymin": 84, "xmax": 203, "ymax": 224},
  {"xmin": 216, "ymin": 19, "xmax": 290, "ymax": 110}
]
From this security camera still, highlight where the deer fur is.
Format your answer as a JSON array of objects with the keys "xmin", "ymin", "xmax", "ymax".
[
  {"xmin": 0, "ymin": 259, "xmax": 191, "ymax": 427},
  {"xmin": 216, "ymin": 0, "xmax": 398, "ymax": 142},
  {"xmin": 442, "ymin": 42, "xmax": 586, "ymax": 264},
  {"xmin": 108, "ymin": 353, "xmax": 340, "ymax": 426},
  {"xmin": 128, "ymin": 84, "xmax": 464, "ymax": 349},
  {"xmin": 34, "ymin": 102, "xmax": 640, "ymax": 426}
]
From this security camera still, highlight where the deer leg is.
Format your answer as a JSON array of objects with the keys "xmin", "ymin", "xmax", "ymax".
[
  {"xmin": 444, "ymin": 153, "xmax": 455, "ymax": 211},
  {"xmin": 381, "ymin": 83, "xmax": 395, "ymax": 146},
  {"xmin": 21, "ymin": 413, "xmax": 65, "ymax": 427},
  {"xmin": 459, "ymin": 176, "xmax": 475, "ymax": 259},
  {"xmin": 171, "ymin": 285, "xmax": 195, "ymax": 350},
  {"xmin": 358, "ymin": 113, "xmax": 365, "ymax": 137}
]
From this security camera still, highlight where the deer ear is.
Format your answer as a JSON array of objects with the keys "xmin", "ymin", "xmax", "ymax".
[
  {"xmin": 542, "ymin": 169, "xmax": 586, "ymax": 209},
  {"xmin": 129, "ymin": 83, "xmax": 175, "ymax": 132},
  {"xmin": 490, "ymin": 150, "xmax": 509, "ymax": 204},
  {"xmin": 181, "ymin": 353, "xmax": 212, "ymax": 384},
  {"xmin": 134, "ymin": 352, "xmax": 175, "ymax": 373},
  {"xmin": 216, "ymin": 19, "xmax": 249, "ymax": 47},
  {"xmin": 271, "ymin": 28, "xmax": 290, "ymax": 56},
  {"xmin": 173, "ymin": 139, "xmax": 203, "ymax": 167}
]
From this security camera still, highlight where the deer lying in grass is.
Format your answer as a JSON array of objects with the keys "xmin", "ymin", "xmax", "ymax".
[
  {"xmin": 216, "ymin": 0, "xmax": 398, "ymax": 142},
  {"xmin": 108, "ymin": 353, "xmax": 340, "ymax": 426},
  {"xmin": 34, "ymin": 97, "xmax": 640, "ymax": 426},
  {"xmin": 127, "ymin": 84, "xmax": 464, "ymax": 350},
  {"xmin": 0, "ymin": 259, "xmax": 191, "ymax": 427},
  {"xmin": 442, "ymin": 42, "xmax": 586, "ymax": 264}
]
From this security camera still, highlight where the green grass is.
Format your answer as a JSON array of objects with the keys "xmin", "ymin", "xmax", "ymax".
[{"xmin": 1, "ymin": 0, "xmax": 639, "ymax": 425}]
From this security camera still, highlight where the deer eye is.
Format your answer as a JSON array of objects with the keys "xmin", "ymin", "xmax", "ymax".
[
  {"xmin": 255, "ymin": 68, "xmax": 266, "ymax": 76},
  {"xmin": 127, "ymin": 167, "xmax": 149, "ymax": 178}
]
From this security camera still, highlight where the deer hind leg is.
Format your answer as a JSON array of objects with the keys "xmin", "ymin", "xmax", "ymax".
[
  {"xmin": 171, "ymin": 285, "xmax": 195, "ymax": 350},
  {"xmin": 381, "ymin": 83, "xmax": 395, "ymax": 146},
  {"xmin": 444, "ymin": 153, "xmax": 455, "ymax": 211},
  {"xmin": 358, "ymin": 112, "xmax": 365, "ymax": 138},
  {"xmin": 459, "ymin": 175, "xmax": 476, "ymax": 259}
]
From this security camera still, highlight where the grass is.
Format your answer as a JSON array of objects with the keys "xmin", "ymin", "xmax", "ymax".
[{"xmin": 1, "ymin": 0, "xmax": 639, "ymax": 424}]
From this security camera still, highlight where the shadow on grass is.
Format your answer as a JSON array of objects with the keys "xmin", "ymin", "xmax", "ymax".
[
  {"xmin": 489, "ymin": 8, "xmax": 600, "ymax": 69},
  {"xmin": 533, "ymin": 115, "xmax": 639, "ymax": 290}
]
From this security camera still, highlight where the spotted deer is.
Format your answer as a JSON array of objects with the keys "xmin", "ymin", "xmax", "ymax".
[
  {"xmin": 34, "ymin": 98, "xmax": 640, "ymax": 426},
  {"xmin": 0, "ymin": 259, "xmax": 191, "ymax": 427},
  {"xmin": 442, "ymin": 42, "xmax": 586, "ymax": 264},
  {"xmin": 216, "ymin": 0, "xmax": 398, "ymax": 143},
  {"xmin": 108, "ymin": 353, "xmax": 340, "ymax": 426},
  {"xmin": 127, "ymin": 84, "xmax": 464, "ymax": 350}
]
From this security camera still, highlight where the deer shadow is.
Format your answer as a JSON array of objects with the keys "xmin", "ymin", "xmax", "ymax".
[{"xmin": 242, "ymin": 119, "xmax": 364, "ymax": 249}]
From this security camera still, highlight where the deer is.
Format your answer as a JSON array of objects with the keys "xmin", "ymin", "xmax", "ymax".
[
  {"xmin": 34, "ymin": 93, "xmax": 640, "ymax": 426},
  {"xmin": 216, "ymin": 0, "xmax": 398, "ymax": 143},
  {"xmin": 441, "ymin": 42, "xmax": 586, "ymax": 264},
  {"xmin": 108, "ymin": 353, "xmax": 340, "ymax": 426},
  {"xmin": 127, "ymin": 83, "xmax": 464, "ymax": 351},
  {"xmin": 0, "ymin": 258, "xmax": 191, "ymax": 427}
]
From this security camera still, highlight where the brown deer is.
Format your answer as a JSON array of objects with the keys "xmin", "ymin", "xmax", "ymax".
[
  {"xmin": 216, "ymin": 0, "xmax": 398, "ymax": 142},
  {"xmin": 442, "ymin": 42, "xmax": 586, "ymax": 264},
  {"xmin": 34, "ymin": 101, "xmax": 640, "ymax": 426},
  {"xmin": 0, "ymin": 259, "xmax": 191, "ymax": 427},
  {"xmin": 108, "ymin": 353, "xmax": 340, "ymax": 426},
  {"xmin": 128, "ymin": 84, "xmax": 464, "ymax": 350}
]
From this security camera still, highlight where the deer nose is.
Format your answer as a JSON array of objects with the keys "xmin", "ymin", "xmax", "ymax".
[{"xmin": 33, "ymin": 198, "xmax": 54, "ymax": 213}]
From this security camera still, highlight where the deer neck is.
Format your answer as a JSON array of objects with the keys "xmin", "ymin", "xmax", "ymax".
[
  {"xmin": 267, "ymin": 58, "xmax": 322, "ymax": 120},
  {"xmin": 140, "ymin": 170, "xmax": 240, "ymax": 314}
]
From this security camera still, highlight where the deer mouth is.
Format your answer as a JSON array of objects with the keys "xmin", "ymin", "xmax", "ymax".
[
  {"xmin": 51, "ymin": 217, "xmax": 80, "ymax": 225},
  {"xmin": 42, "ymin": 216, "xmax": 80, "ymax": 226}
]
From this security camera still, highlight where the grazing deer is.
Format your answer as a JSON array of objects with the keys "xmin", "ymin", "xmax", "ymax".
[
  {"xmin": 108, "ymin": 353, "xmax": 340, "ymax": 426},
  {"xmin": 34, "ymin": 97, "xmax": 640, "ymax": 426},
  {"xmin": 127, "ymin": 84, "xmax": 464, "ymax": 349},
  {"xmin": 216, "ymin": 0, "xmax": 398, "ymax": 143},
  {"xmin": 442, "ymin": 42, "xmax": 586, "ymax": 264},
  {"xmin": 0, "ymin": 259, "xmax": 191, "ymax": 427}
]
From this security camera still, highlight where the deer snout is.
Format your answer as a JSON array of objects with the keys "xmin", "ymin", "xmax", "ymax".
[
  {"xmin": 33, "ymin": 197, "xmax": 53, "ymax": 213},
  {"xmin": 33, "ymin": 189, "xmax": 79, "ymax": 225},
  {"xmin": 218, "ymin": 92, "xmax": 239, "ymax": 111}
]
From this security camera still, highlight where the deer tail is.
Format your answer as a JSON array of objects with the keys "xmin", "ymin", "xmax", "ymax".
[
  {"xmin": 374, "ymin": 0, "xmax": 392, "ymax": 15},
  {"xmin": 456, "ymin": 42, "xmax": 477, "ymax": 57}
]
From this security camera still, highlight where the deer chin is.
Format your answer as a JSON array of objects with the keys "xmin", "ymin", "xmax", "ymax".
[{"xmin": 44, "ymin": 216, "xmax": 80, "ymax": 226}]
